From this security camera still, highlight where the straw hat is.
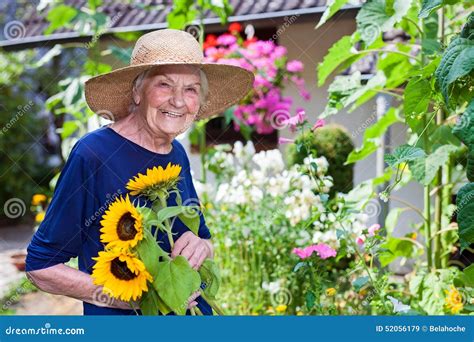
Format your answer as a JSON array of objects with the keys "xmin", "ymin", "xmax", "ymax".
[{"xmin": 85, "ymin": 29, "xmax": 254, "ymax": 121}]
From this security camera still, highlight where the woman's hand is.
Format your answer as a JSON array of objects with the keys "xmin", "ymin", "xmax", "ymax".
[{"xmin": 171, "ymin": 231, "xmax": 213, "ymax": 270}]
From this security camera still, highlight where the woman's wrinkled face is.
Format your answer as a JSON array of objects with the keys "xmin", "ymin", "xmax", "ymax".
[{"xmin": 135, "ymin": 65, "xmax": 201, "ymax": 137}]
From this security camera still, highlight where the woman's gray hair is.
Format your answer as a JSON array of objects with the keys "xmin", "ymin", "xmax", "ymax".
[{"xmin": 129, "ymin": 66, "xmax": 209, "ymax": 115}]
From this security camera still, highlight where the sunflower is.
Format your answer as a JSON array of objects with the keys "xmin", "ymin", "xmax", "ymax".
[
  {"xmin": 100, "ymin": 194, "xmax": 144, "ymax": 250},
  {"xmin": 444, "ymin": 285, "xmax": 463, "ymax": 314},
  {"xmin": 92, "ymin": 248, "xmax": 152, "ymax": 302},
  {"xmin": 126, "ymin": 162, "xmax": 182, "ymax": 199}
]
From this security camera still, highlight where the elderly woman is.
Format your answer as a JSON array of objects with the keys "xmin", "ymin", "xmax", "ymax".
[{"xmin": 25, "ymin": 29, "xmax": 253, "ymax": 315}]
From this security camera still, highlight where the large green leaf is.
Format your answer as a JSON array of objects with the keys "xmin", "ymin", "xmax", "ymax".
[
  {"xmin": 346, "ymin": 107, "xmax": 400, "ymax": 164},
  {"xmin": 385, "ymin": 207, "xmax": 408, "ymax": 234},
  {"xmin": 135, "ymin": 229, "xmax": 169, "ymax": 280},
  {"xmin": 384, "ymin": 144, "xmax": 426, "ymax": 167},
  {"xmin": 456, "ymin": 183, "xmax": 474, "ymax": 250},
  {"xmin": 404, "ymin": 77, "xmax": 432, "ymax": 121},
  {"xmin": 453, "ymin": 100, "xmax": 474, "ymax": 181},
  {"xmin": 154, "ymin": 256, "xmax": 201, "ymax": 315},
  {"xmin": 435, "ymin": 37, "xmax": 474, "ymax": 104},
  {"xmin": 198, "ymin": 259, "xmax": 221, "ymax": 300},
  {"xmin": 356, "ymin": 0, "xmax": 412, "ymax": 45},
  {"xmin": 317, "ymin": 32, "xmax": 360, "ymax": 86},
  {"xmin": 316, "ymin": 0, "xmax": 351, "ymax": 28},
  {"xmin": 408, "ymin": 145, "xmax": 458, "ymax": 185}
]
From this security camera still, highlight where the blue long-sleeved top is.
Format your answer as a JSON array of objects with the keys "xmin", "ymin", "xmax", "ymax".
[{"xmin": 26, "ymin": 125, "xmax": 212, "ymax": 315}]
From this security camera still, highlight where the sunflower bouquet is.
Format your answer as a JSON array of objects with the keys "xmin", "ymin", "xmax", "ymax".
[{"xmin": 91, "ymin": 162, "xmax": 221, "ymax": 315}]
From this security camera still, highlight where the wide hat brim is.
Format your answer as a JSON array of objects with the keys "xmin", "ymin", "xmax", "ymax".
[{"xmin": 84, "ymin": 62, "xmax": 254, "ymax": 122}]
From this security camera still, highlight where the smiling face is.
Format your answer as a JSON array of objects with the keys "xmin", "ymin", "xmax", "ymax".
[{"xmin": 133, "ymin": 65, "xmax": 203, "ymax": 138}]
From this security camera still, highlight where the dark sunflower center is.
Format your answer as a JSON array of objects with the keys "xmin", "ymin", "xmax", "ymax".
[
  {"xmin": 110, "ymin": 258, "xmax": 138, "ymax": 280},
  {"xmin": 117, "ymin": 212, "xmax": 137, "ymax": 241}
]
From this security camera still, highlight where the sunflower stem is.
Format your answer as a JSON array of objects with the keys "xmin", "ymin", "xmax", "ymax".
[
  {"xmin": 158, "ymin": 195, "xmax": 175, "ymax": 249},
  {"xmin": 129, "ymin": 300, "xmax": 140, "ymax": 315},
  {"xmin": 201, "ymin": 293, "xmax": 225, "ymax": 315}
]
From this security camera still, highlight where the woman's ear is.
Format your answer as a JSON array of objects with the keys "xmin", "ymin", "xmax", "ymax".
[{"xmin": 132, "ymin": 91, "xmax": 141, "ymax": 106}]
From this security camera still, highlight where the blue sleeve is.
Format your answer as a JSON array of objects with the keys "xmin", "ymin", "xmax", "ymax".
[{"xmin": 26, "ymin": 144, "xmax": 97, "ymax": 271}]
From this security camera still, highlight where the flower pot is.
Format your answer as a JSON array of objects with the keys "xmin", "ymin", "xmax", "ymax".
[{"xmin": 10, "ymin": 252, "xmax": 27, "ymax": 272}]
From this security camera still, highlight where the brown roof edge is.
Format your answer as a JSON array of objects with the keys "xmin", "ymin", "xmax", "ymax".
[{"xmin": 1, "ymin": 5, "xmax": 361, "ymax": 51}]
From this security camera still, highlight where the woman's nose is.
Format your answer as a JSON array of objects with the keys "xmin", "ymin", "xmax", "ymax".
[{"xmin": 169, "ymin": 88, "xmax": 185, "ymax": 108}]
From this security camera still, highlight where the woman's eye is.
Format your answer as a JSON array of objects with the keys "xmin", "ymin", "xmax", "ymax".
[
  {"xmin": 158, "ymin": 82, "xmax": 170, "ymax": 88},
  {"xmin": 186, "ymin": 88, "xmax": 198, "ymax": 94}
]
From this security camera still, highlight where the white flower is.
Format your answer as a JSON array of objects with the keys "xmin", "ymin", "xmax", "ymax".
[
  {"xmin": 262, "ymin": 280, "xmax": 281, "ymax": 294},
  {"xmin": 387, "ymin": 296, "xmax": 411, "ymax": 313}
]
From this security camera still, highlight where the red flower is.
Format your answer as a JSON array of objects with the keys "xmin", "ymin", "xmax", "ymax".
[
  {"xmin": 243, "ymin": 36, "xmax": 257, "ymax": 47},
  {"xmin": 205, "ymin": 34, "xmax": 218, "ymax": 46},
  {"xmin": 229, "ymin": 22, "xmax": 242, "ymax": 33}
]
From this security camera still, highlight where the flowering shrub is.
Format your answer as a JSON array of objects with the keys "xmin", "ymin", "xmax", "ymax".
[
  {"xmin": 197, "ymin": 138, "xmax": 375, "ymax": 314},
  {"xmin": 203, "ymin": 23, "xmax": 311, "ymax": 134}
]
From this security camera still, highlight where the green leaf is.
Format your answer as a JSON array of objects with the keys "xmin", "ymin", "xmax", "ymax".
[
  {"xmin": 418, "ymin": 0, "xmax": 460, "ymax": 19},
  {"xmin": 435, "ymin": 37, "xmax": 474, "ymax": 104},
  {"xmin": 305, "ymin": 291, "xmax": 316, "ymax": 310},
  {"xmin": 321, "ymin": 71, "xmax": 386, "ymax": 118},
  {"xmin": 379, "ymin": 237, "xmax": 416, "ymax": 266},
  {"xmin": 346, "ymin": 107, "xmax": 400, "ymax": 164},
  {"xmin": 462, "ymin": 263, "xmax": 474, "ymax": 287},
  {"xmin": 404, "ymin": 77, "xmax": 432, "ymax": 121},
  {"xmin": 177, "ymin": 208, "xmax": 200, "ymax": 236},
  {"xmin": 109, "ymin": 46, "xmax": 133, "ymax": 64},
  {"xmin": 33, "ymin": 45, "xmax": 62, "ymax": 68},
  {"xmin": 384, "ymin": 144, "xmax": 426, "ymax": 167},
  {"xmin": 59, "ymin": 121, "xmax": 79, "ymax": 139},
  {"xmin": 409, "ymin": 145, "xmax": 458, "ymax": 185},
  {"xmin": 456, "ymin": 183, "xmax": 474, "ymax": 250},
  {"xmin": 139, "ymin": 287, "xmax": 172, "ymax": 315},
  {"xmin": 154, "ymin": 256, "xmax": 201, "ymax": 315},
  {"xmin": 45, "ymin": 5, "xmax": 78, "ymax": 34},
  {"xmin": 317, "ymin": 32, "xmax": 360, "ymax": 86},
  {"xmin": 356, "ymin": 0, "xmax": 412, "ymax": 45},
  {"xmin": 316, "ymin": 0, "xmax": 351, "ymax": 28},
  {"xmin": 198, "ymin": 259, "xmax": 221, "ymax": 300},
  {"xmin": 157, "ymin": 206, "xmax": 200, "ymax": 226},
  {"xmin": 352, "ymin": 276, "xmax": 369, "ymax": 291},
  {"xmin": 135, "ymin": 229, "xmax": 169, "ymax": 279},
  {"xmin": 453, "ymin": 100, "xmax": 474, "ymax": 182}
]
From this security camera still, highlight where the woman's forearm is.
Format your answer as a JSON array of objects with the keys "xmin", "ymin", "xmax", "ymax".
[{"xmin": 26, "ymin": 263, "xmax": 131, "ymax": 310}]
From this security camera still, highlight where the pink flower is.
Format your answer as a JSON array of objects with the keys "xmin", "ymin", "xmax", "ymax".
[
  {"xmin": 356, "ymin": 236, "xmax": 366, "ymax": 246},
  {"xmin": 292, "ymin": 247, "xmax": 313, "ymax": 259},
  {"xmin": 216, "ymin": 33, "xmax": 237, "ymax": 46},
  {"xmin": 311, "ymin": 243, "xmax": 337, "ymax": 259},
  {"xmin": 286, "ymin": 60, "xmax": 304, "ymax": 73},
  {"xmin": 311, "ymin": 119, "xmax": 325, "ymax": 131},
  {"xmin": 368, "ymin": 224, "xmax": 381, "ymax": 237},
  {"xmin": 278, "ymin": 137, "xmax": 294, "ymax": 145},
  {"xmin": 282, "ymin": 109, "xmax": 306, "ymax": 132},
  {"xmin": 292, "ymin": 244, "xmax": 337, "ymax": 260}
]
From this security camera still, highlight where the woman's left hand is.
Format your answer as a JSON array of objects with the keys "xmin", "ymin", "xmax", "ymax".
[{"xmin": 171, "ymin": 231, "xmax": 214, "ymax": 270}]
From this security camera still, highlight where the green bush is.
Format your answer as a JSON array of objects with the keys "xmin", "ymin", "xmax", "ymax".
[
  {"xmin": 0, "ymin": 52, "xmax": 51, "ymax": 223},
  {"xmin": 287, "ymin": 124, "xmax": 355, "ymax": 195}
]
